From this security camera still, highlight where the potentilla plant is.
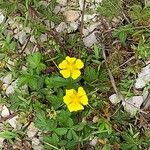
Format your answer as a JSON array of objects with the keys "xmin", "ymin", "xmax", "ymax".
[
  {"xmin": 58, "ymin": 56, "xmax": 89, "ymax": 112},
  {"xmin": 15, "ymin": 54, "xmax": 95, "ymax": 149}
]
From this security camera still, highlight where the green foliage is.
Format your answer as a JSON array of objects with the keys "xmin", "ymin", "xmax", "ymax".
[
  {"xmin": 0, "ymin": 131, "xmax": 17, "ymax": 139},
  {"xmin": 132, "ymin": 36, "xmax": 150, "ymax": 60},
  {"xmin": 97, "ymin": 0, "xmax": 122, "ymax": 20},
  {"xmin": 113, "ymin": 24, "xmax": 134, "ymax": 44},
  {"xmin": 98, "ymin": 118, "xmax": 112, "ymax": 135},
  {"xmin": 121, "ymin": 129, "xmax": 142, "ymax": 150},
  {"xmin": 1, "ymin": 1, "xmax": 150, "ymax": 149},
  {"xmin": 27, "ymin": 52, "xmax": 46, "ymax": 74},
  {"xmin": 84, "ymin": 66, "xmax": 98, "ymax": 82},
  {"xmin": 0, "ymin": 34, "xmax": 16, "ymax": 52},
  {"xmin": 130, "ymin": 5, "xmax": 150, "ymax": 24}
]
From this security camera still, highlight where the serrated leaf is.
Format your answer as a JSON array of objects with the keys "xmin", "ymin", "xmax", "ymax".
[
  {"xmin": 0, "ymin": 131, "xmax": 17, "ymax": 139},
  {"xmin": 54, "ymin": 128, "xmax": 68, "ymax": 136},
  {"xmin": 84, "ymin": 66, "xmax": 98, "ymax": 82},
  {"xmin": 27, "ymin": 52, "xmax": 42, "ymax": 69},
  {"xmin": 36, "ymin": 63, "xmax": 46, "ymax": 74},
  {"xmin": 45, "ymin": 76, "xmax": 66, "ymax": 88}
]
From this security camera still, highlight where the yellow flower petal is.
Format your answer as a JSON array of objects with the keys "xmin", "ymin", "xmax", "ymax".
[
  {"xmin": 66, "ymin": 89, "xmax": 76, "ymax": 97},
  {"xmin": 63, "ymin": 95, "xmax": 72, "ymax": 105},
  {"xmin": 75, "ymin": 59, "xmax": 84, "ymax": 69},
  {"xmin": 71, "ymin": 70, "xmax": 81, "ymax": 79},
  {"xmin": 79, "ymin": 95, "xmax": 88, "ymax": 105},
  {"xmin": 67, "ymin": 103, "xmax": 84, "ymax": 112},
  {"xmin": 60, "ymin": 70, "xmax": 70, "ymax": 78},
  {"xmin": 58, "ymin": 60, "xmax": 68, "ymax": 69},
  {"xmin": 66, "ymin": 56, "xmax": 76, "ymax": 63},
  {"xmin": 78, "ymin": 87, "xmax": 86, "ymax": 97}
]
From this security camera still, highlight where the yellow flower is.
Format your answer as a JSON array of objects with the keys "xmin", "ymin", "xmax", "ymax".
[
  {"xmin": 63, "ymin": 87, "xmax": 88, "ymax": 112},
  {"xmin": 58, "ymin": 56, "xmax": 84, "ymax": 80}
]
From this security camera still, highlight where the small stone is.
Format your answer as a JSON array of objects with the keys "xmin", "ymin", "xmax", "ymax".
[
  {"xmin": 70, "ymin": 21, "xmax": 79, "ymax": 30},
  {"xmin": 83, "ymin": 14, "xmax": 96, "ymax": 23},
  {"xmin": 54, "ymin": 6, "xmax": 61, "ymax": 14},
  {"xmin": 82, "ymin": 28, "xmax": 89, "ymax": 37},
  {"xmin": 109, "ymin": 94, "xmax": 121, "ymax": 105},
  {"xmin": 7, "ymin": 116, "xmax": 18, "ymax": 129},
  {"xmin": 33, "ymin": 145, "xmax": 43, "ymax": 150},
  {"xmin": 14, "ymin": 31, "xmax": 27, "ymax": 45},
  {"xmin": 92, "ymin": 116, "xmax": 99, "ymax": 123},
  {"xmin": 27, "ymin": 123, "xmax": 38, "ymax": 138},
  {"xmin": 95, "ymin": 0, "xmax": 102, "ymax": 3},
  {"xmin": 135, "ymin": 64, "xmax": 150, "ymax": 89},
  {"xmin": 83, "ymin": 32, "xmax": 97, "ymax": 47},
  {"xmin": 89, "ymin": 137, "xmax": 98, "ymax": 146},
  {"xmin": 79, "ymin": 0, "xmax": 87, "ymax": 10},
  {"xmin": 50, "ymin": 22, "xmax": 55, "ymax": 28},
  {"xmin": 135, "ymin": 78, "xmax": 146, "ymax": 89},
  {"xmin": 88, "ymin": 22, "xmax": 100, "ymax": 32},
  {"xmin": 122, "ymin": 96, "xmax": 143, "ymax": 116},
  {"xmin": 40, "ymin": 34, "xmax": 47, "ymax": 42},
  {"xmin": 1, "ymin": 105, "xmax": 10, "ymax": 118},
  {"xmin": 68, "ymin": 21, "xmax": 79, "ymax": 32},
  {"xmin": 2, "ymin": 74, "xmax": 12, "ymax": 85},
  {"xmin": 6, "ymin": 85, "xmax": 15, "ymax": 96},
  {"xmin": 0, "ymin": 12, "xmax": 4, "ymax": 24},
  {"xmin": 32, "ymin": 138, "xmax": 40, "ymax": 146},
  {"xmin": 57, "ymin": 0, "xmax": 67, "ymax": 6},
  {"xmin": 63, "ymin": 10, "xmax": 80, "ymax": 22},
  {"xmin": 24, "ymin": 27, "xmax": 31, "ymax": 33},
  {"xmin": 56, "ymin": 22, "xmax": 67, "ymax": 32},
  {"xmin": 0, "ymin": 137, "xmax": 4, "ymax": 148},
  {"xmin": 145, "ymin": 0, "xmax": 150, "ymax": 6},
  {"xmin": 30, "ymin": 35, "xmax": 36, "ymax": 43}
]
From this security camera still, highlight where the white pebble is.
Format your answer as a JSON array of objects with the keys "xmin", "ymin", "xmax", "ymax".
[
  {"xmin": 57, "ymin": 0, "xmax": 67, "ymax": 6},
  {"xmin": 56, "ymin": 22, "xmax": 67, "ymax": 32},
  {"xmin": 0, "ymin": 12, "xmax": 4, "ymax": 24},
  {"xmin": 1, "ymin": 105, "xmax": 10, "ymax": 118},
  {"xmin": 7, "ymin": 116, "xmax": 18, "ymax": 129},
  {"xmin": 2, "ymin": 74, "xmax": 12, "ymax": 85},
  {"xmin": 109, "ymin": 94, "xmax": 121, "ymax": 105},
  {"xmin": 122, "ymin": 96, "xmax": 143, "ymax": 116},
  {"xmin": 6, "ymin": 85, "xmax": 15, "ymax": 96},
  {"xmin": 83, "ymin": 32, "xmax": 97, "ymax": 47},
  {"xmin": 89, "ymin": 137, "xmax": 98, "ymax": 146},
  {"xmin": 40, "ymin": 34, "xmax": 47, "ymax": 42}
]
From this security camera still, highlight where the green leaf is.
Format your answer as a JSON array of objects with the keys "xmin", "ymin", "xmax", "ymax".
[
  {"xmin": 28, "ymin": 76, "xmax": 38, "ymax": 90},
  {"xmin": 54, "ymin": 128, "xmax": 68, "ymax": 136},
  {"xmin": 93, "ymin": 44, "xmax": 100, "ymax": 59},
  {"xmin": 0, "ymin": 131, "xmax": 17, "ymax": 139},
  {"xmin": 57, "ymin": 110, "xmax": 73, "ymax": 127},
  {"xmin": 36, "ymin": 63, "xmax": 46, "ymax": 74},
  {"xmin": 27, "ymin": 52, "xmax": 42, "ymax": 69},
  {"xmin": 67, "ymin": 129, "xmax": 78, "ymax": 141},
  {"xmin": 113, "ymin": 24, "xmax": 134, "ymax": 44},
  {"xmin": 46, "ymin": 90, "xmax": 63, "ymax": 109},
  {"xmin": 18, "ymin": 76, "xmax": 28, "ymax": 87},
  {"xmin": 84, "ymin": 66, "xmax": 98, "ymax": 82},
  {"xmin": 43, "ymin": 133, "xmax": 59, "ymax": 146},
  {"xmin": 97, "ymin": 0, "xmax": 122, "ymax": 20},
  {"xmin": 102, "ymin": 144, "xmax": 111, "ymax": 150},
  {"xmin": 34, "ymin": 111, "xmax": 47, "ymax": 130},
  {"xmin": 35, "ymin": 110, "xmax": 57, "ymax": 131},
  {"xmin": 45, "ymin": 76, "xmax": 66, "ymax": 88}
]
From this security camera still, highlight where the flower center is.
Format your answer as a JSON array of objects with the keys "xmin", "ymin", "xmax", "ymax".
[
  {"xmin": 71, "ymin": 93, "xmax": 82, "ymax": 105},
  {"xmin": 68, "ymin": 62, "xmax": 76, "ymax": 72}
]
